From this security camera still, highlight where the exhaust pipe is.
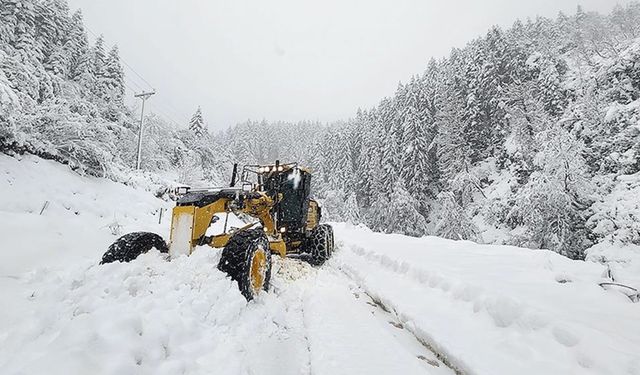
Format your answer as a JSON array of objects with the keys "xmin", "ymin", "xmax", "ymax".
[{"xmin": 230, "ymin": 163, "xmax": 238, "ymax": 187}]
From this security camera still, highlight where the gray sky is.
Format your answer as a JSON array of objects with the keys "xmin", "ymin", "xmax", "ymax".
[{"xmin": 68, "ymin": 0, "xmax": 629, "ymax": 131}]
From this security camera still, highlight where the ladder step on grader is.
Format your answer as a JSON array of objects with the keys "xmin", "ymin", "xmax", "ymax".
[{"xmin": 100, "ymin": 161, "xmax": 335, "ymax": 300}]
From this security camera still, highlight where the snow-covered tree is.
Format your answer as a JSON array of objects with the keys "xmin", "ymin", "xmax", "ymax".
[
  {"xmin": 385, "ymin": 180, "xmax": 428, "ymax": 237},
  {"xmin": 434, "ymin": 191, "xmax": 480, "ymax": 241},
  {"xmin": 508, "ymin": 125, "xmax": 592, "ymax": 259},
  {"xmin": 321, "ymin": 189, "xmax": 346, "ymax": 222},
  {"xmin": 176, "ymin": 150, "xmax": 203, "ymax": 186},
  {"xmin": 66, "ymin": 10, "xmax": 91, "ymax": 82},
  {"xmin": 343, "ymin": 192, "xmax": 361, "ymax": 225},
  {"xmin": 3, "ymin": 0, "xmax": 640, "ymax": 262},
  {"xmin": 101, "ymin": 45, "xmax": 125, "ymax": 103},
  {"xmin": 189, "ymin": 106, "xmax": 206, "ymax": 136},
  {"xmin": 400, "ymin": 77, "xmax": 437, "ymax": 212}
]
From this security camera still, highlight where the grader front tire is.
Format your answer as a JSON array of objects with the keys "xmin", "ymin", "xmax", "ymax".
[{"xmin": 218, "ymin": 229, "xmax": 272, "ymax": 301}]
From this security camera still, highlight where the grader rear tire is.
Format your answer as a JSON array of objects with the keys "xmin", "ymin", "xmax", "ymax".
[
  {"xmin": 305, "ymin": 224, "xmax": 334, "ymax": 266},
  {"xmin": 100, "ymin": 232, "xmax": 169, "ymax": 264},
  {"xmin": 218, "ymin": 229, "xmax": 272, "ymax": 301},
  {"xmin": 326, "ymin": 225, "xmax": 335, "ymax": 255}
]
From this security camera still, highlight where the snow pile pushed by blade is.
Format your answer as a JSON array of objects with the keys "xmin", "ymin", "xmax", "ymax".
[{"xmin": 1, "ymin": 250, "xmax": 251, "ymax": 374}]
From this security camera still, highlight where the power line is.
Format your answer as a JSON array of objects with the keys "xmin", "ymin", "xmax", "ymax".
[
  {"xmin": 120, "ymin": 59, "xmax": 155, "ymax": 91},
  {"xmin": 149, "ymin": 102, "xmax": 183, "ymax": 128},
  {"xmin": 124, "ymin": 79, "xmax": 143, "ymax": 94},
  {"xmin": 84, "ymin": 25, "xmax": 155, "ymax": 92},
  {"xmin": 154, "ymin": 98, "xmax": 187, "ymax": 124},
  {"xmin": 83, "ymin": 23, "xmax": 187, "ymax": 129}
]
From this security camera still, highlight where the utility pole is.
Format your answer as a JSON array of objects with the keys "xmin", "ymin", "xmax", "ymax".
[{"xmin": 134, "ymin": 91, "xmax": 156, "ymax": 170}]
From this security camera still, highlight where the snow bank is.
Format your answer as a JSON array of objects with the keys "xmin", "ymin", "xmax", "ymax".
[
  {"xmin": 0, "ymin": 154, "xmax": 172, "ymax": 274},
  {"xmin": 0, "ymin": 154, "xmax": 171, "ymax": 341},
  {"xmin": 332, "ymin": 223, "xmax": 640, "ymax": 375}
]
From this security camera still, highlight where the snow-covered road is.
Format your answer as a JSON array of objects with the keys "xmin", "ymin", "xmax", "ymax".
[{"xmin": 0, "ymin": 247, "xmax": 454, "ymax": 375}]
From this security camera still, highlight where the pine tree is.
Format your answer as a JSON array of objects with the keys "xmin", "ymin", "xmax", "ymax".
[
  {"xmin": 328, "ymin": 129, "xmax": 352, "ymax": 191},
  {"xmin": 538, "ymin": 58, "xmax": 567, "ymax": 117},
  {"xmin": 343, "ymin": 192, "xmax": 361, "ymax": 224},
  {"xmin": 189, "ymin": 106, "xmax": 206, "ymax": 136},
  {"xmin": 379, "ymin": 97, "xmax": 401, "ymax": 196},
  {"xmin": 35, "ymin": 0, "xmax": 69, "ymax": 66},
  {"xmin": 12, "ymin": 0, "xmax": 37, "ymax": 53},
  {"xmin": 386, "ymin": 180, "xmax": 428, "ymax": 237},
  {"xmin": 102, "ymin": 45, "xmax": 125, "ymax": 102},
  {"xmin": 400, "ymin": 77, "xmax": 436, "ymax": 213},
  {"xmin": 66, "ymin": 10, "xmax": 91, "ymax": 81},
  {"xmin": 435, "ymin": 191, "xmax": 480, "ymax": 241},
  {"xmin": 90, "ymin": 35, "xmax": 106, "ymax": 96},
  {"xmin": 0, "ymin": 0, "xmax": 19, "ymax": 45}
]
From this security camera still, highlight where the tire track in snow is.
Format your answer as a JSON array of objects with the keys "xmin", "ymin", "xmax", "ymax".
[
  {"xmin": 274, "ymin": 256, "xmax": 455, "ymax": 375},
  {"xmin": 330, "ymin": 245, "xmax": 466, "ymax": 375},
  {"xmin": 270, "ymin": 257, "xmax": 315, "ymax": 375}
]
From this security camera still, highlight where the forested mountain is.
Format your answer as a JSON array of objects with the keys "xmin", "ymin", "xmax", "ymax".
[
  {"xmin": 2, "ymin": 0, "xmax": 640, "ymax": 261},
  {"xmin": 0, "ymin": 0, "xmax": 225, "ymax": 182},
  {"xmin": 217, "ymin": 4, "xmax": 640, "ymax": 261}
]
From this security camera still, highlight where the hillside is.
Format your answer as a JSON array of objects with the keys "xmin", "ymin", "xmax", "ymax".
[{"xmin": 3, "ymin": 2, "xmax": 640, "ymax": 265}]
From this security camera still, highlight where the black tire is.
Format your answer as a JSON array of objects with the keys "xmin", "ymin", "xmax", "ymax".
[
  {"xmin": 325, "ymin": 225, "xmax": 335, "ymax": 255},
  {"xmin": 101, "ymin": 232, "xmax": 168, "ymax": 264},
  {"xmin": 305, "ymin": 224, "xmax": 333, "ymax": 266},
  {"xmin": 218, "ymin": 229, "xmax": 272, "ymax": 301}
]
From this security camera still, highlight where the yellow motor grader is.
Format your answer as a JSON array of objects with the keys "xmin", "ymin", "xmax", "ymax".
[{"xmin": 101, "ymin": 161, "xmax": 334, "ymax": 300}]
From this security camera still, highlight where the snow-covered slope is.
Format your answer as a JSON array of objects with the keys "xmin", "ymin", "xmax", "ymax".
[
  {"xmin": 0, "ymin": 154, "xmax": 172, "ymax": 274},
  {"xmin": 333, "ymin": 224, "xmax": 640, "ymax": 375},
  {"xmin": 0, "ymin": 155, "xmax": 172, "ymax": 332},
  {"xmin": 1, "ymin": 155, "xmax": 638, "ymax": 375}
]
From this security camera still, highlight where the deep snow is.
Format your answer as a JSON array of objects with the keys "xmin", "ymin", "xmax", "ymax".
[
  {"xmin": 333, "ymin": 224, "xmax": 640, "ymax": 375},
  {"xmin": 1, "ymin": 154, "xmax": 639, "ymax": 375}
]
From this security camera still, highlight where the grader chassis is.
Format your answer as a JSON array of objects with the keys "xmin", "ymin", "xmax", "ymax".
[{"xmin": 101, "ymin": 161, "xmax": 335, "ymax": 300}]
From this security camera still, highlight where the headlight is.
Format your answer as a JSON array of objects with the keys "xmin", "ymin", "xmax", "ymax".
[{"xmin": 277, "ymin": 166, "xmax": 284, "ymax": 172}]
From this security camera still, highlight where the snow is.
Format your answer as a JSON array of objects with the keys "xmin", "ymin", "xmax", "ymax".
[
  {"xmin": 0, "ymin": 65, "xmax": 19, "ymax": 112},
  {"xmin": 0, "ymin": 155, "xmax": 453, "ymax": 374},
  {"xmin": 288, "ymin": 167, "xmax": 302, "ymax": 189},
  {"xmin": 332, "ymin": 223, "xmax": 640, "ymax": 375},
  {"xmin": 1, "ymin": 155, "xmax": 639, "ymax": 375},
  {"xmin": 168, "ymin": 211, "xmax": 194, "ymax": 258},
  {"xmin": 587, "ymin": 172, "xmax": 640, "ymax": 286}
]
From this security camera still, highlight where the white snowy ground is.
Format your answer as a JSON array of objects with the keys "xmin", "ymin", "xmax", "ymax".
[{"xmin": 1, "ymin": 154, "xmax": 639, "ymax": 375}]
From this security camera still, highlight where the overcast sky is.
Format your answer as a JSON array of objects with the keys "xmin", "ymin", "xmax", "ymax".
[{"xmin": 67, "ymin": 0, "xmax": 630, "ymax": 131}]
